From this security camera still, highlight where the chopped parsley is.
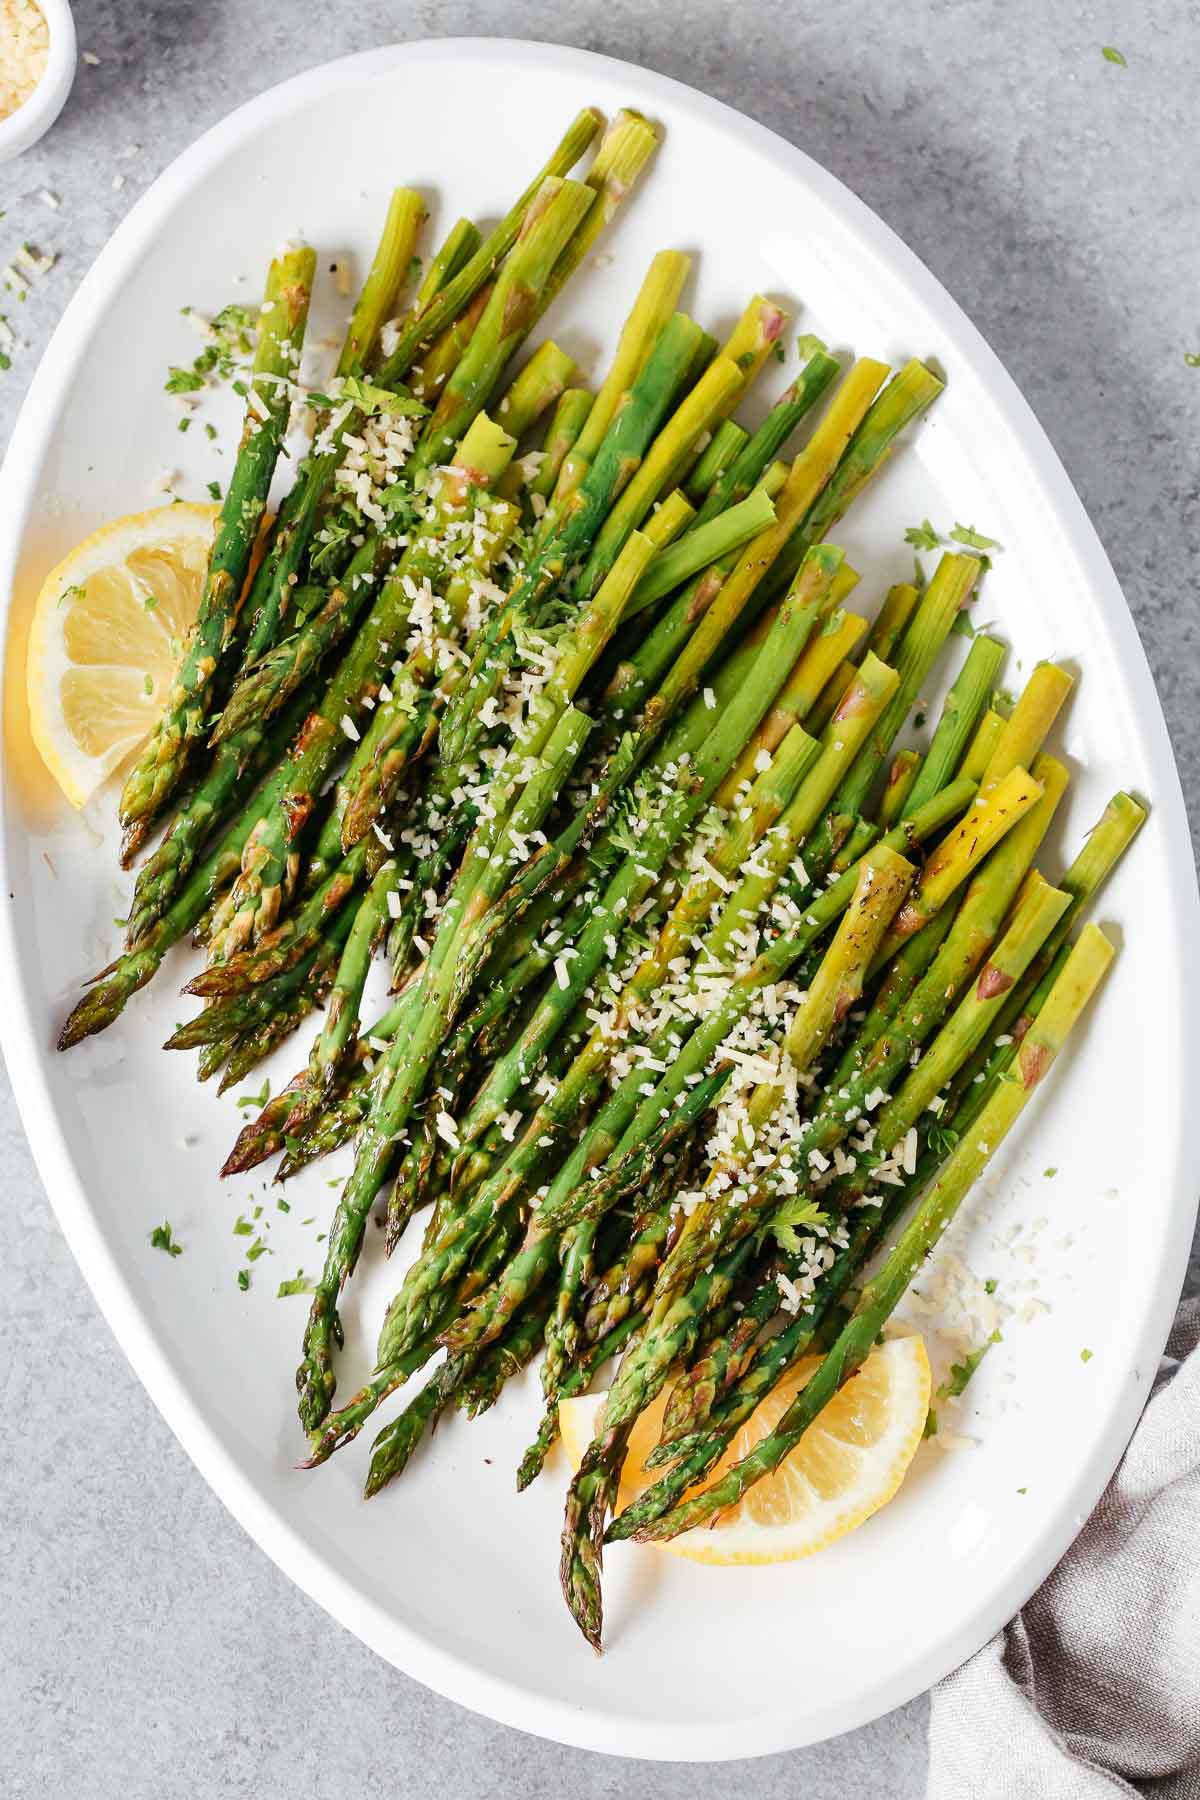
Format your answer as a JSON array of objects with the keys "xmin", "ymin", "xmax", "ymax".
[
  {"xmin": 762, "ymin": 1194, "xmax": 829, "ymax": 1255},
  {"xmin": 927, "ymin": 1122, "xmax": 960, "ymax": 1159},
  {"xmin": 1184, "ymin": 352, "xmax": 1200, "ymax": 368},
  {"xmin": 237, "ymin": 1077, "xmax": 271, "ymax": 1111},
  {"xmin": 245, "ymin": 1237, "xmax": 271, "ymax": 1263},
  {"xmin": 277, "ymin": 1273, "xmax": 314, "ymax": 1298},
  {"xmin": 232, "ymin": 1216, "xmax": 253, "ymax": 1237},
  {"xmin": 904, "ymin": 518, "xmax": 941, "ymax": 553},
  {"xmin": 1101, "ymin": 45, "xmax": 1127, "ymax": 65},
  {"xmin": 1080, "ymin": 1347, "xmax": 1094, "ymax": 1363},
  {"xmin": 984, "ymin": 1278, "xmax": 998, "ymax": 1296},
  {"xmin": 149, "ymin": 1221, "xmax": 183, "ymax": 1257},
  {"xmin": 1043, "ymin": 1166, "xmax": 1058, "ymax": 1178},
  {"xmin": 206, "ymin": 480, "xmax": 222, "ymax": 501},
  {"xmin": 335, "ymin": 375, "xmax": 427, "ymax": 420},
  {"xmin": 949, "ymin": 522, "xmax": 1002, "ymax": 553},
  {"xmin": 237, "ymin": 1269, "xmax": 251, "ymax": 1291},
  {"xmin": 938, "ymin": 1332, "xmax": 1002, "ymax": 1399},
  {"xmin": 164, "ymin": 366, "xmax": 206, "ymax": 394}
]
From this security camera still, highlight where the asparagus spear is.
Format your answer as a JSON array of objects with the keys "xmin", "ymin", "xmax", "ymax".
[
  {"xmin": 631, "ymin": 926, "xmax": 1115, "ymax": 1548},
  {"xmin": 901, "ymin": 632, "xmax": 1007, "ymax": 815},
  {"xmin": 607, "ymin": 358, "xmax": 891, "ymax": 717},
  {"xmin": 405, "ymin": 178, "xmax": 596, "ymax": 481},
  {"xmin": 540, "ymin": 250, "xmax": 691, "ymax": 528},
  {"xmin": 879, "ymin": 748, "xmax": 922, "ymax": 827},
  {"xmin": 574, "ymin": 296, "xmax": 788, "ymax": 596},
  {"xmin": 638, "ymin": 761, "xmax": 1052, "ymax": 1307},
  {"xmin": 526, "ymin": 387, "xmax": 595, "ymax": 505},
  {"xmin": 361, "ymin": 551, "xmax": 849, "ymax": 1387},
  {"xmin": 118, "ymin": 248, "xmax": 317, "ymax": 840},
  {"xmin": 373, "ymin": 109, "xmax": 603, "ymax": 389},
  {"xmin": 205, "ymin": 413, "xmax": 521, "ymax": 958},
  {"xmin": 958, "ymin": 706, "xmax": 1008, "ymax": 781},
  {"xmin": 690, "ymin": 338, "xmax": 843, "ymax": 529},
  {"xmin": 296, "ymin": 704, "xmax": 597, "ymax": 1426},
  {"xmin": 684, "ymin": 419, "xmax": 748, "ymax": 502},
  {"xmin": 229, "ymin": 191, "xmax": 428, "ymax": 672}
]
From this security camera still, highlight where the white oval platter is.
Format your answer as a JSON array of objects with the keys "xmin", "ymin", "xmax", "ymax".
[{"xmin": 1, "ymin": 36, "xmax": 1197, "ymax": 1762}]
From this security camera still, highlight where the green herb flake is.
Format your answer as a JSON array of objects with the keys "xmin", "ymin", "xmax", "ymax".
[
  {"xmin": 923, "ymin": 1408, "xmax": 938, "ymax": 1438},
  {"xmin": 237, "ymin": 1269, "xmax": 250, "ymax": 1291},
  {"xmin": 149, "ymin": 1221, "xmax": 183, "ymax": 1257},
  {"xmin": 206, "ymin": 479, "xmax": 222, "ymax": 501},
  {"xmin": 904, "ymin": 518, "xmax": 941, "ymax": 552},
  {"xmin": 928, "ymin": 1122, "xmax": 960, "ymax": 1159},
  {"xmin": 1102, "ymin": 45, "xmax": 1127, "ymax": 65},
  {"xmin": 237, "ymin": 1077, "xmax": 271, "ymax": 1111},
  {"xmin": 939, "ymin": 1332, "xmax": 1002, "ymax": 1399},
  {"xmin": 337, "ymin": 374, "xmax": 427, "ymax": 420},
  {"xmin": 762, "ymin": 1195, "xmax": 828, "ymax": 1255},
  {"xmin": 1017, "ymin": 1486, "xmax": 1028, "ymax": 1495},
  {"xmin": 1043, "ymin": 1166, "xmax": 1058, "ymax": 1178},
  {"xmin": 204, "ymin": 422, "xmax": 217, "ymax": 440},
  {"xmin": 177, "ymin": 416, "xmax": 191, "ymax": 433},
  {"xmin": 1080, "ymin": 1347, "xmax": 1094, "ymax": 1363},
  {"xmin": 0, "ymin": 352, "xmax": 11, "ymax": 372},
  {"xmin": 276, "ymin": 1197, "xmax": 290, "ymax": 1213},
  {"xmin": 949, "ymin": 522, "xmax": 1002, "ymax": 553},
  {"xmin": 277, "ymin": 1273, "xmax": 314, "ymax": 1298},
  {"xmin": 232, "ymin": 1216, "xmax": 253, "ymax": 1237},
  {"xmin": 143, "ymin": 673, "xmax": 154, "ymax": 697},
  {"xmin": 245, "ymin": 1237, "xmax": 271, "ymax": 1263},
  {"xmin": 984, "ymin": 1278, "xmax": 998, "ymax": 1296},
  {"xmin": 165, "ymin": 365, "xmax": 206, "ymax": 395}
]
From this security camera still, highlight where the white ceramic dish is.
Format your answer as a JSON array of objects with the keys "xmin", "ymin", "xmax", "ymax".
[
  {"xmin": 0, "ymin": 0, "xmax": 76, "ymax": 164},
  {"xmin": 1, "ymin": 38, "xmax": 1197, "ymax": 1762}
]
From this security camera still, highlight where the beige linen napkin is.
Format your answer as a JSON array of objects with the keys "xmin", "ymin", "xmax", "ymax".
[{"xmin": 927, "ymin": 1297, "xmax": 1200, "ymax": 1799}]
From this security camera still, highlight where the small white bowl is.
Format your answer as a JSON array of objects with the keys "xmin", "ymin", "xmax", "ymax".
[{"xmin": 0, "ymin": 0, "xmax": 76, "ymax": 164}]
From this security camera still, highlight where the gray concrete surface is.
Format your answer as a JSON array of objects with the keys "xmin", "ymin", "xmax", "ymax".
[{"xmin": 1, "ymin": 3, "xmax": 1197, "ymax": 1795}]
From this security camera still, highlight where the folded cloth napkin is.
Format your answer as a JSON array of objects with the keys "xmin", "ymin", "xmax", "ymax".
[{"xmin": 927, "ymin": 1296, "xmax": 1200, "ymax": 1800}]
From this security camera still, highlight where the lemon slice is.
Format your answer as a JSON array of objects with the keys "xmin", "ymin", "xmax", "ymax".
[
  {"xmin": 559, "ymin": 1333, "xmax": 930, "ymax": 1566},
  {"xmin": 26, "ymin": 503, "xmax": 219, "ymax": 806}
]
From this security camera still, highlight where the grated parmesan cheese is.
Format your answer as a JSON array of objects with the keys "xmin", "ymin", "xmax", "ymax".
[{"xmin": 0, "ymin": 0, "xmax": 49, "ymax": 121}]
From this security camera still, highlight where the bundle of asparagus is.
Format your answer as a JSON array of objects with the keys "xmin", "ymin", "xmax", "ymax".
[{"xmin": 57, "ymin": 101, "xmax": 1144, "ymax": 1652}]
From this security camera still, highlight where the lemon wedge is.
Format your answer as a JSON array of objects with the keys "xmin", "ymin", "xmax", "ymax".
[
  {"xmin": 26, "ymin": 502, "xmax": 219, "ymax": 806},
  {"xmin": 559, "ymin": 1333, "xmax": 930, "ymax": 1565}
]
